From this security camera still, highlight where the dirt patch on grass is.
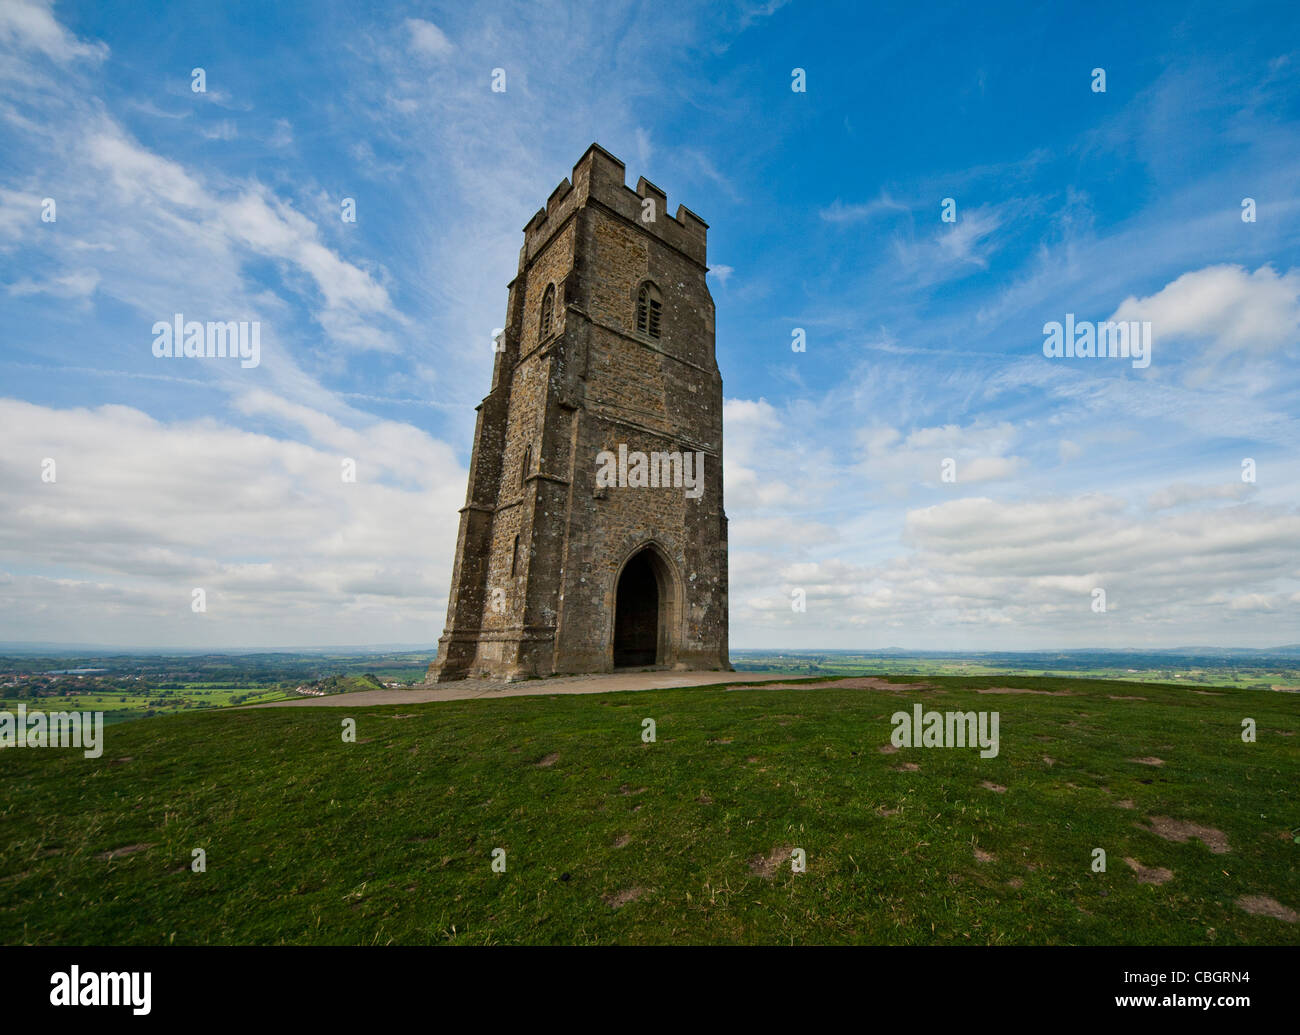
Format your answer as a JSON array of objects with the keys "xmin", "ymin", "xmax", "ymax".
[
  {"xmin": 1235, "ymin": 895, "xmax": 1297, "ymax": 922},
  {"xmin": 746, "ymin": 756, "xmax": 760, "ymax": 763},
  {"xmin": 1042, "ymin": 756, "xmax": 1057, "ymax": 766},
  {"xmin": 737, "ymin": 677, "xmax": 934, "ymax": 693},
  {"xmin": 602, "ymin": 887, "xmax": 645, "ymax": 909},
  {"xmin": 894, "ymin": 762, "xmax": 920, "ymax": 772},
  {"xmin": 975, "ymin": 687, "xmax": 1075, "ymax": 696},
  {"xmin": 1007, "ymin": 877, "xmax": 1024, "ymax": 889},
  {"xmin": 981, "ymin": 781, "xmax": 1008, "ymax": 793},
  {"xmin": 1116, "ymin": 799, "xmax": 1136, "ymax": 810},
  {"xmin": 1128, "ymin": 756, "xmax": 1164, "ymax": 766},
  {"xmin": 1124, "ymin": 857, "xmax": 1174, "ymax": 885},
  {"xmin": 1144, "ymin": 816, "xmax": 1230, "ymax": 853},
  {"xmin": 708, "ymin": 738, "xmax": 733, "ymax": 744},
  {"xmin": 95, "ymin": 843, "xmax": 153, "ymax": 862},
  {"xmin": 878, "ymin": 744, "xmax": 899, "ymax": 754},
  {"xmin": 1108, "ymin": 695, "xmax": 1147, "ymax": 701},
  {"xmin": 696, "ymin": 792, "xmax": 714, "ymax": 805},
  {"xmin": 973, "ymin": 847, "xmax": 995, "ymax": 863},
  {"xmin": 748, "ymin": 844, "xmax": 794, "ymax": 879},
  {"xmin": 618, "ymin": 784, "xmax": 648, "ymax": 796},
  {"xmin": 833, "ymin": 677, "xmax": 937, "ymax": 691},
  {"xmin": 877, "ymin": 806, "xmax": 900, "ymax": 817},
  {"xmin": 535, "ymin": 752, "xmax": 560, "ymax": 767},
  {"xmin": 612, "ymin": 834, "xmax": 631, "ymax": 848}
]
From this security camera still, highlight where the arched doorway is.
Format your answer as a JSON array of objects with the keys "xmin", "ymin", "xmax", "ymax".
[{"xmin": 613, "ymin": 547, "xmax": 667, "ymax": 667}]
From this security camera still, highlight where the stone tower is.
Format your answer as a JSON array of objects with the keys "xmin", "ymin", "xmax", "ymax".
[{"xmin": 427, "ymin": 144, "xmax": 730, "ymax": 683}]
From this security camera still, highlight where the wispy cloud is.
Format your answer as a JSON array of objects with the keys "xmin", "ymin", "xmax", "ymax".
[
  {"xmin": 820, "ymin": 192, "xmax": 910, "ymax": 224},
  {"xmin": 404, "ymin": 18, "xmax": 454, "ymax": 60}
]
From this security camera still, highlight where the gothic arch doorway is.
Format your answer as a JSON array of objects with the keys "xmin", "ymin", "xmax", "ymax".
[{"xmin": 613, "ymin": 545, "xmax": 674, "ymax": 668}]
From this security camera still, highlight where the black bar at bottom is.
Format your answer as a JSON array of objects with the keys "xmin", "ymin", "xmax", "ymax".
[{"xmin": 1, "ymin": 945, "xmax": 1290, "ymax": 1022}]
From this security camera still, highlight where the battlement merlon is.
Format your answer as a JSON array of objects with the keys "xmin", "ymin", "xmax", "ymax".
[{"xmin": 519, "ymin": 143, "xmax": 708, "ymax": 269}]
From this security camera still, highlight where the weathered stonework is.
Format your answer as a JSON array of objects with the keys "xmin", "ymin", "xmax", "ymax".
[{"xmin": 426, "ymin": 143, "xmax": 730, "ymax": 683}]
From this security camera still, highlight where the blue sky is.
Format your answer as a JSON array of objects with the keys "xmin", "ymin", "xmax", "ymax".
[{"xmin": 2, "ymin": 0, "xmax": 1299, "ymax": 649}]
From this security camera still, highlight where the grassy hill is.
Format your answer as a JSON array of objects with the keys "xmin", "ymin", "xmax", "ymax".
[{"xmin": 0, "ymin": 674, "xmax": 1295, "ymax": 944}]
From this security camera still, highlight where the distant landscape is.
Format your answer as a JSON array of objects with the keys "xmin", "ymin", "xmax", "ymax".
[
  {"xmin": 2, "ymin": 646, "xmax": 1298, "ymax": 724},
  {"xmin": 732, "ymin": 648, "xmax": 1300, "ymax": 692},
  {"xmin": 0, "ymin": 649, "xmax": 427, "ymax": 724}
]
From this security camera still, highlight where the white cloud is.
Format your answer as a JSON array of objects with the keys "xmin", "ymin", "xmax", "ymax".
[
  {"xmin": 728, "ymin": 481, "xmax": 1300, "ymax": 648},
  {"xmin": 634, "ymin": 127, "xmax": 653, "ymax": 167},
  {"xmin": 268, "ymin": 118, "xmax": 294, "ymax": 148},
  {"xmin": 7, "ymin": 268, "xmax": 99, "ymax": 298},
  {"xmin": 75, "ymin": 122, "xmax": 402, "ymax": 353},
  {"xmin": 1146, "ymin": 481, "xmax": 1254, "ymax": 511},
  {"xmin": 0, "ymin": 397, "xmax": 465, "ymax": 646},
  {"xmin": 404, "ymin": 18, "xmax": 453, "ymax": 60},
  {"xmin": 0, "ymin": 0, "xmax": 107, "ymax": 64},
  {"xmin": 820, "ymin": 192, "xmax": 909, "ymax": 224},
  {"xmin": 854, "ymin": 421, "xmax": 1025, "ymax": 492},
  {"xmin": 935, "ymin": 206, "xmax": 1001, "ymax": 267},
  {"xmin": 1225, "ymin": 593, "xmax": 1279, "ymax": 611},
  {"xmin": 886, "ymin": 203, "xmax": 1009, "ymax": 284},
  {"xmin": 723, "ymin": 397, "xmax": 815, "ymax": 510},
  {"xmin": 1110, "ymin": 264, "xmax": 1300, "ymax": 356},
  {"xmin": 200, "ymin": 119, "xmax": 238, "ymax": 141}
]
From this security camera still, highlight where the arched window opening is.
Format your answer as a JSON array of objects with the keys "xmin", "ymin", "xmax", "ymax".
[
  {"xmin": 635, "ymin": 282, "xmax": 662, "ymax": 339},
  {"xmin": 539, "ymin": 284, "xmax": 555, "ymax": 340},
  {"xmin": 520, "ymin": 444, "xmax": 532, "ymax": 489}
]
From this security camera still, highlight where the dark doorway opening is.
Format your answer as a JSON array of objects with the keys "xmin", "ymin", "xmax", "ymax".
[{"xmin": 614, "ymin": 550, "xmax": 660, "ymax": 667}]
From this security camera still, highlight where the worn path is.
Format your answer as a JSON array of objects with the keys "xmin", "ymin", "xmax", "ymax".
[{"xmin": 244, "ymin": 669, "xmax": 804, "ymax": 708}]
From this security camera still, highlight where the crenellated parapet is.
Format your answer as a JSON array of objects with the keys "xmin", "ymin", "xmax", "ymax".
[{"xmin": 520, "ymin": 143, "xmax": 708, "ymax": 270}]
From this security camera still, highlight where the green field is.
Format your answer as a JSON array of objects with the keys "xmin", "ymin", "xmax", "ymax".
[
  {"xmin": 0, "ymin": 674, "xmax": 1296, "ymax": 945},
  {"xmin": 0, "ymin": 686, "xmax": 296, "ymax": 725},
  {"xmin": 0, "ymin": 662, "xmax": 397, "ymax": 723}
]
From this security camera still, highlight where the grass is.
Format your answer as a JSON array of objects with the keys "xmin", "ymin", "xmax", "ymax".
[{"xmin": 0, "ymin": 674, "xmax": 1296, "ymax": 945}]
